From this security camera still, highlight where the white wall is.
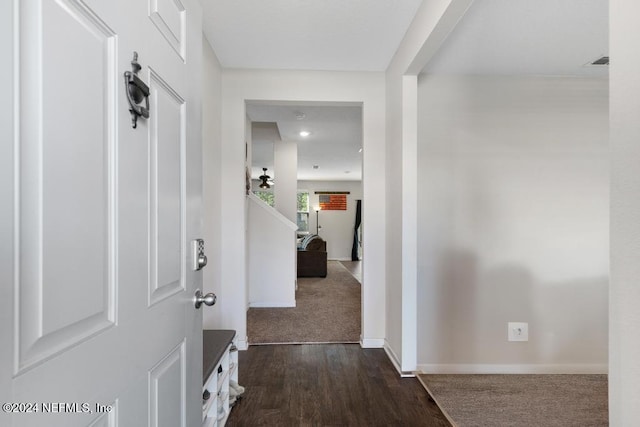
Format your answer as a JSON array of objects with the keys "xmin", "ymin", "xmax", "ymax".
[
  {"xmin": 610, "ymin": 0, "xmax": 640, "ymax": 423},
  {"xmin": 417, "ymin": 75, "xmax": 609, "ymax": 373},
  {"xmin": 385, "ymin": 70, "xmax": 405, "ymax": 369},
  {"xmin": 384, "ymin": 0, "xmax": 472, "ymax": 373},
  {"xmin": 247, "ymin": 195, "xmax": 297, "ymax": 308},
  {"xmin": 298, "ymin": 180, "xmax": 363, "ymax": 260},
  {"xmin": 274, "ymin": 141, "xmax": 297, "ymax": 223},
  {"xmin": 220, "ymin": 69, "xmax": 386, "ymax": 347},
  {"xmin": 202, "ymin": 36, "xmax": 223, "ymax": 329}
]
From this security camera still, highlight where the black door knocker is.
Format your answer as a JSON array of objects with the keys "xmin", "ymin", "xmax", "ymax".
[{"xmin": 124, "ymin": 52, "xmax": 150, "ymax": 129}]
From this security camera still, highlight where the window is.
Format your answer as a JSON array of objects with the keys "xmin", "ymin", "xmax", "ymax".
[
  {"xmin": 253, "ymin": 190, "xmax": 309, "ymax": 233},
  {"xmin": 297, "ymin": 191, "xmax": 309, "ymax": 233},
  {"xmin": 253, "ymin": 190, "xmax": 274, "ymax": 207}
]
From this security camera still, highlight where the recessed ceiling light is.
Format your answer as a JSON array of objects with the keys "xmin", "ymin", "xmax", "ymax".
[{"xmin": 299, "ymin": 131, "xmax": 311, "ymax": 137}]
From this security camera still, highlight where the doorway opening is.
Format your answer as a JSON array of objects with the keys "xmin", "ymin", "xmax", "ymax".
[{"xmin": 245, "ymin": 101, "xmax": 363, "ymax": 344}]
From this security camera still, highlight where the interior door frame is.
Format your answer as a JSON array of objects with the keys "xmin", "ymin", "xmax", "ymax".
[
  {"xmin": 218, "ymin": 72, "xmax": 387, "ymax": 350},
  {"xmin": 245, "ymin": 100, "xmax": 365, "ymax": 342},
  {"xmin": 218, "ymin": 70, "xmax": 388, "ymax": 348},
  {"xmin": 0, "ymin": 1, "xmax": 16, "ymax": 424}
]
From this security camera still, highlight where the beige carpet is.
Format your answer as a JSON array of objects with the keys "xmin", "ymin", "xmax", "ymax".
[
  {"xmin": 418, "ymin": 374, "xmax": 608, "ymax": 427},
  {"xmin": 247, "ymin": 261, "xmax": 361, "ymax": 344}
]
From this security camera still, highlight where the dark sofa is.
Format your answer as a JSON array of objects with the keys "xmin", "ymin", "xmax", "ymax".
[{"xmin": 297, "ymin": 234, "xmax": 327, "ymax": 277}]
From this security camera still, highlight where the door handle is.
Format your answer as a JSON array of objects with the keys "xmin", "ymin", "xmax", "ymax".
[
  {"xmin": 124, "ymin": 51, "xmax": 150, "ymax": 129},
  {"xmin": 194, "ymin": 289, "xmax": 217, "ymax": 309}
]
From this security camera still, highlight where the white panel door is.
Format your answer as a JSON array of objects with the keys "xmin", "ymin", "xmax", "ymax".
[{"xmin": 2, "ymin": 0, "xmax": 204, "ymax": 426}]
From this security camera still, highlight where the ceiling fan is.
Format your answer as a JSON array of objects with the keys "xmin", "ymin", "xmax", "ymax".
[{"xmin": 258, "ymin": 167, "xmax": 274, "ymax": 189}]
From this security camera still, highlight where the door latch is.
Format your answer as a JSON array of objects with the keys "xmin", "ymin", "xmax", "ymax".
[
  {"xmin": 192, "ymin": 239, "xmax": 208, "ymax": 271},
  {"xmin": 123, "ymin": 51, "xmax": 150, "ymax": 129}
]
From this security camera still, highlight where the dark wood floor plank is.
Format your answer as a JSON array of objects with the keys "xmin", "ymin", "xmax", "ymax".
[{"xmin": 227, "ymin": 344, "xmax": 450, "ymax": 427}]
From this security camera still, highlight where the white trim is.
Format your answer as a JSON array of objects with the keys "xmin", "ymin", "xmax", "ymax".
[
  {"xmin": 235, "ymin": 336, "xmax": 248, "ymax": 351},
  {"xmin": 247, "ymin": 193, "xmax": 298, "ymax": 230},
  {"xmin": 384, "ymin": 341, "xmax": 401, "ymax": 373},
  {"xmin": 417, "ymin": 363, "xmax": 608, "ymax": 375},
  {"xmin": 384, "ymin": 340, "xmax": 415, "ymax": 378},
  {"xmin": 248, "ymin": 301, "xmax": 296, "ymax": 308},
  {"xmin": 360, "ymin": 338, "xmax": 384, "ymax": 348},
  {"xmin": 329, "ymin": 257, "xmax": 354, "ymax": 261}
]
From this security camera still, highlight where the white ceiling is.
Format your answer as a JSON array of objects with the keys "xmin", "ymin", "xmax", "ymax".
[
  {"xmin": 247, "ymin": 103, "xmax": 362, "ymax": 182},
  {"xmin": 204, "ymin": 0, "xmax": 608, "ymax": 181},
  {"xmin": 423, "ymin": 0, "xmax": 608, "ymax": 76},
  {"xmin": 201, "ymin": 0, "xmax": 423, "ymax": 71}
]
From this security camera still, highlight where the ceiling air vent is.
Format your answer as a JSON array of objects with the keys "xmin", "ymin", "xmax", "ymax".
[{"xmin": 590, "ymin": 56, "xmax": 609, "ymax": 65}]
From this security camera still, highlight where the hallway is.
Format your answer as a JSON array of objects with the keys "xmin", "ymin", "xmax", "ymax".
[
  {"xmin": 247, "ymin": 261, "xmax": 361, "ymax": 344},
  {"xmin": 227, "ymin": 344, "xmax": 449, "ymax": 426}
]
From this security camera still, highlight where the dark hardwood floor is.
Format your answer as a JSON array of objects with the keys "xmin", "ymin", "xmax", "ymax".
[{"xmin": 227, "ymin": 344, "xmax": 450, "ymax": 427}]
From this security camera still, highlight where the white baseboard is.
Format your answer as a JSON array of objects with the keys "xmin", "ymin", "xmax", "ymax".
[
  {"xmin": 360, "ymin": 338, "xmax": 384, "ymax": 348},
  {"xmin": 235, "ymin": 336, "xmax": 249, "ymax": 351},
  {"xmin": 384, "ymin": 341, "xmax": 401, "ymax": 373},
  {"xmin": 248, "ymin": 301, "xmax": 296, "ymax": 308},
  {"xmin": 328, "ymin": 257, "xmax": 353, "ymax": 261},
  {"xmin": 383, "ymin": 340, "xmax": 415, "ymax": 378},
  {"xmin": 416, "ymin": 363, "xmax": 608, "ymax": 374}
]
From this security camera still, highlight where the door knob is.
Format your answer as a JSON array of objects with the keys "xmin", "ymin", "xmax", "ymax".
[{"xmin": 194, "ymin": 289, "xmax": 216, "ymax": 309}]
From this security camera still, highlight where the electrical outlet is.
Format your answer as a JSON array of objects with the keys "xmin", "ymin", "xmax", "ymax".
[{"xmin": 508, "ymin": 322, "xmax": 528, "ymax": 342}]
